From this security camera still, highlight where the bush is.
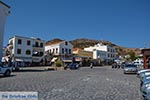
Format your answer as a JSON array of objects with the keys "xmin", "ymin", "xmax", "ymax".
[{"xmin": 55, "ymin": 61, "xmax": 62, "ymax": 67}]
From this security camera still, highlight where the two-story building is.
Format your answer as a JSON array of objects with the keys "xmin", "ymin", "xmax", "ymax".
[
  {"xmin": 45, "ymin": 40, "xmax": 73, "ymax": 64},
  {"xmin": 84, "ymin": 43, "xmax": 117, "ymax": 64},
  {"xmin": 0, "ymin": 1, "xmax": 10, "ymax": 61},
  {"xmin": 7, "ymin": 35, "xmax": 45, "ymax": 66}
]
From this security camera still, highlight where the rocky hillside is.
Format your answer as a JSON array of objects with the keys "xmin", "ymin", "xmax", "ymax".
[
  {"xmin": 46, "ymin": 38, "xmax": 141, "ymax": 56},
  {"xmin": 70, "ymin": 38, "xmax": 117, "ymax": 48},
  {"xmin": 70, "ymin": 38, "xmax": 141, "ymax": 56}
]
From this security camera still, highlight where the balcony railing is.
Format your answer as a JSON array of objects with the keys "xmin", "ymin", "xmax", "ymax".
[{"xmin": 32, "ymin": 45, "xmax": 43, "ymax": 48}]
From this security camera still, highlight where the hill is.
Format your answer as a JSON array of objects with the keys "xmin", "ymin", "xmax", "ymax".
[
  {"xmin": 46, "ymin": 38, "xmax": 141, "ymax": 56},
  {"xmin": 70, "ymin": 38, "xmax": 141, "ymax": 56}
]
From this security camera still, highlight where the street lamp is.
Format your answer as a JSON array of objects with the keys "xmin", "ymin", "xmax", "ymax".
[{"xmin": 64, "ymin": 49, "xmax": 66, "ymax": 67}]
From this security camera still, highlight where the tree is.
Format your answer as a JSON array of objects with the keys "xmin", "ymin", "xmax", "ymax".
[{"xmin": 128, "ymin": 51, "xmax": 136, "ymax": 61}]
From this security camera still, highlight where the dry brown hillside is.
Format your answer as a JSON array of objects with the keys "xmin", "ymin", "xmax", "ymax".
[{"xmin": 46, "ymin": 38, "xmax": 141, "ymax": 56}]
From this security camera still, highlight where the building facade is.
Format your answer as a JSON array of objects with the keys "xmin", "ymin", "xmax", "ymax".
[
  {"xmin": 93, "ymin": 50, "xmax": 107, "ymax": 61},
  {"xmin": 45, "ymin": 41, "xmax": 73, "ymax": 63},
  {"xmin": 0, "ymin": 1, "xmax": 10, "ymax": 61},
  {"xmin": 7, "ymin": 36, "xmax": 45, "ymax": 66},
  {"xmin": 84, "ymin": 43, "xmax": 117, "ymax": 63}
]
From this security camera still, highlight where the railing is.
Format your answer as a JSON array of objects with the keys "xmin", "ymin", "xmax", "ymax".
[{"xmin": 32, "ymin": 45, "xmax": 43, "ymax": 48}]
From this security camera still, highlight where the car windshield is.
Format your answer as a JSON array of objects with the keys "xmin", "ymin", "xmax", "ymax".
[{"xmin": 125, "ymin": 65, "xmax": 136, "ymax": 68}]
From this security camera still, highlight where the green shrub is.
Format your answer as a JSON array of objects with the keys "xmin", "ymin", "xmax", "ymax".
[{"xmin": 55, "ymin": 61, "xmax": 62, "ymax": 67}]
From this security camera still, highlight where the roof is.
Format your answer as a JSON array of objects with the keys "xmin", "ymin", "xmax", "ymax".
[
  {"xmin": 141, "ymin": 48, "xmax": 150, "ymax": 54},
  {"xmin": 73, "ymin": 48, "xmax": 83, "ymax": 51},
  {"xmin": 45, "ymin": 39, "xmax": 64, "ymax": 46},
  {"xmin": 0, "ymin": 1, "xmax": 10, "ymax": 8},
  {"xmin": 9, "ymin": 35, "xmax": 45, "ymax": 42}
]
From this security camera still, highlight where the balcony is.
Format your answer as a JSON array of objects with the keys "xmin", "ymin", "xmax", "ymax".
[{"xmin": 33, "ymin": 45, "xmax": 44, "ymax": 48}]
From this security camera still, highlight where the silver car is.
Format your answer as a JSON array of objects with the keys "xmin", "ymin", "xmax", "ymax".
[
  {"xmin": 123, "ymin": 64, "xmax": 137, "ymax": 74},
  {"xmin": 139, "ymin": 72, "xmax": 150, "ymax": 81},
  {"xmin": 137, "ymin": 69, "xmax": 150, "ymax": 78},
  {"xmin": 141, "ymin": 81, "xmax": 150, "ymax": 99}
]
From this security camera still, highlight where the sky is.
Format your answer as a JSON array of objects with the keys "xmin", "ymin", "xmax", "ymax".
[{"xmin": 2, "ymin": 0, "xmax": 150, "ymax": 48}]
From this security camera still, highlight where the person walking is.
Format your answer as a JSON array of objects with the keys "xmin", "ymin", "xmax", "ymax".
[
  {"xmin": 8, "ymin": 57, "xmax": 12, "ymax": 67},
  {"xmin": 90, "ymin": 62, "xmax": 93, "ymax": 69}
]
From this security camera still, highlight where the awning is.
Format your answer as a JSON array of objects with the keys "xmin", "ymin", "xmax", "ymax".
[
  {"xmin": 15, "ymin": 58, "xmax": 32, "ymax": 62},
  {"xmin": 15, "ymin": 59, "xmax": 23, "ymax": 62},
  {"xmin": 62, "ymin": 59, "xmax": 72, "ymax": 63},
  {"xmin": 51, "ymin": 57, "xmax": 58, "ymax": 62}
]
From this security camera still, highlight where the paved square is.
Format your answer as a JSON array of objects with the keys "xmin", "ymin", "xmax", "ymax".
[{"xmin": 0, "ymin": 66, "xmax": 143, "ymax": 100}]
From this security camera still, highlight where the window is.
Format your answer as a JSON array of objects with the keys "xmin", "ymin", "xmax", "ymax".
[
  {"xmin": 40, "ymin": 43, "xmax": 43, "ymax": 47},
  {"xmin": 69, "ymin": 49, "xmax": 71, "ymax": 54},
  {"xmin": 18, "ymin": 39, "xmax": 22, "ymax": 44},
  {"xmin": 35, "ymin": 42, "xmax": 38, "ymax": 47},
  {"xmin": 62, "ymin": 48, "xmax": 64, "ymax": 54},
  {"xmin": 65, "ymin": 49, "xmax": 68, "ymax": 54},
  {"xmin": 108, "ymin": 48, "xmax": 109, "ymax": 52},
  {"xmin": 17, "ymin": 49, "xmax": 21, "ymax": 54},
  {"xmin": 65, "ymin": 42, "xmax": 68, "ymax": 45},
  {"xmin": 56, "ymin": 48, "xmax": 58, "ymax": 53},
  {"xmin": 53, "ymin": 48, "xmax": 55, "ymax": 53},
  {"xmin": 26, "ymin": 50, "xmax": 31, "ymax": 55},
  {"xmin": 27, "ymin": 40, "xmax": 31, "ymax": 46},
  {"xmin": 108, "ymin": 53, "xmax": 110, "ymax": 57}
]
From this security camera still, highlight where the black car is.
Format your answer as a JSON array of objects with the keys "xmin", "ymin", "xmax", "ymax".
[{"xmin": 68, "ymin": 63, "xmax": 79, "ymax": 69}]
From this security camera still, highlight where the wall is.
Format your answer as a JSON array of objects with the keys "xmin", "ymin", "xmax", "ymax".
[{"xmin": 0, "ymin": 3, "xmax": 9, "ymax": 61}]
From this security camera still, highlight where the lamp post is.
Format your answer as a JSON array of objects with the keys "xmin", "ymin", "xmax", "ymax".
[{"xmin": 64, "ymin": 49, "xmax": 66, "ymax": 67}]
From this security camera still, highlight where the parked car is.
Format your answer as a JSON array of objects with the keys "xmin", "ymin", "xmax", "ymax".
[
  {"xmin": 123, "ymin": 64, "xmax": 137, "ymax": 74},
  {"xmin": 137, "ymin": 69, "xmax": 150, "ymax": 78},
  {"xmin": 139, "ymin": 71, "xmax": 150, "ymax": 81},
  {"xmin": 141, "ymin": 75, "xmax": 150, "ymax": 87},
  {"xmin": 145, "ymin": 95, "xmax": 150, "ymax": 100},
  {"xmin": 0, "ymin": 63, "xmax": 12, "ymax": 76},
  {"xmin": 68, "ymin": 63, "xmax": 79, "ymax": 69},
  {"xmin": 141, "ymin": 81, "xmax": 150, "ymax": 99}
]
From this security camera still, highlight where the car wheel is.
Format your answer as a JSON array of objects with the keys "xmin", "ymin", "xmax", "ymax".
[
  {"xmin": 124, "ymin": 71, "xmax": 126, "ymax": 74},
  {"xmin": 4, "ymin": 70, "xmax": 11, "ymax": 76}
]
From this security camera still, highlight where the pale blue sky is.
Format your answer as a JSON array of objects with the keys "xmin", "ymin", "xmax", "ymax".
[{"xmin": 2, "ymin": 0, "xmax": 150, "ymax": 48}]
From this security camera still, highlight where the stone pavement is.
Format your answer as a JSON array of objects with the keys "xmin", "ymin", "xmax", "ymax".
[{"xmin": 0, "ymin": 66, "xmax": 143, "ymax": 100}]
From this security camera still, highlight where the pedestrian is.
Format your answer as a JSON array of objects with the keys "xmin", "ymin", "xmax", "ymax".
[
  {"xmin": 90, "ymin": 62, "xmax": 93, "ymax": 69},
  {"xmin": 8, "ymin": 57, "xmax": 12, "ymax": 67}
]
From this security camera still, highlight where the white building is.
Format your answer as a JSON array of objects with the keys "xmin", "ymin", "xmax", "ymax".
[
  {"xmin": 0, "ymin": 1, "xmax": 10, "ymax": 61},
  {"xmin": 84, "ymin": 43, "xmax": 117, "ymax": 62},
  {"xmin": 93, "ymin": 50, "xmax": 107, "ymax": 61},
  {"xmin": 45, "ymin": 40, "xmax": 73, "ymax": 63},
  {"xmin": 7, "ymin": 36, "xmax": 45, "ymax": 66}
]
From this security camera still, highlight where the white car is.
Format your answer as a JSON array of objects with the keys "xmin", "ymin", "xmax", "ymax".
[{"xmin": 0, "ymin": 63, "xmax": 12, "ymax": 76}]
